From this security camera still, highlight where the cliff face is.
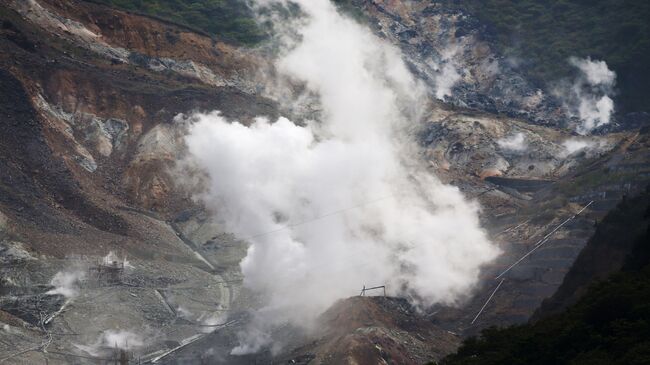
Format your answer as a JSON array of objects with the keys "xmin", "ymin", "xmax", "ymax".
[
  {"xmin": 283, "ymin": 297, "xmax": 460, "ymax": 365},
  {"xmin": 0, "ymin": 0, "xmax": 649, "ymax": 364}
]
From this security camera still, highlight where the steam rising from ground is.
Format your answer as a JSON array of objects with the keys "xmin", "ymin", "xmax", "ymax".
[
  {"xmin": 498, "ymin": 132, "xmax": 527, "ymax": 152},
  {"xmin": 562, "ymin": 138, "xmax": 594, "ymax": 155},
  {"xmin": 560, "ymin": 137, "xmax": 610, "ymax": 158},
  {"xmin": 46, "ymin": 269, "xmax": 85, "ymax": 298},
  {"xmin": 103, "ymin": 251, "xmax": 134, "ymax": 269},
  {"xmin": 557, "ymin": 57, "xmax": 616, "ymax": 134},
  {"xmin": 184, "ymin": 0, "xmax": 498, "ymax": 354}
]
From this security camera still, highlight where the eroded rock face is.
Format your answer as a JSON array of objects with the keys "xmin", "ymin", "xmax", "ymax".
[
  {"xmin": 353, "ymin": 1, "xmax": 565, "ymax": 125},
  {"xmin": 80, "ymin": 116, "xmax": 129, "ymax": 157},
  {"xmin": 124, "ymin": 121, "xmax": 186, "ymax": 210},
  {"xmin": 8, "ymin": 0, "xmax": 130, "ymax": 62},
  {"xmin": 6, "ymin": 0, "xmax": 258, "ymax": 91},
  {"xmin": 1, "ymin": 0, "xmax": 280, "ymax": 214},
  {"xmin": 0, "ymin": 292, "xmax": 65, "ymax": 326},
  {"xmin": 421, "ymin": 112, "xmax": 573, "ymax": 180}
]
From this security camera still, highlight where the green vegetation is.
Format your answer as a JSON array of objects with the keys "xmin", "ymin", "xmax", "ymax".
[
  {"xmin": 89, "ymin": 0, "xmax": 265, "ymax": 45},
  {"xmin": 90, "ymin": 0, "xmax": 371, "ymax": 45},
  {"xmin": 559, "ymin": 170, "xmax": 648, "ymax": 196},
  {"xmin": 332, "ymin": 0, "xmax": 368, "ymax": 23},
  {"xmin": 438, "ymin": 0, "xmax": 650, "ymax": 113},
  {"xmin": 440, "ymin": 190, "xmax": 650, "ymax": 365}
]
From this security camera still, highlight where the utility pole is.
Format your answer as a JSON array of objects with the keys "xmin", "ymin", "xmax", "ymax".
[{"xmin": 359, "ymin": 285, "xmax": 386, "ymax": 297}]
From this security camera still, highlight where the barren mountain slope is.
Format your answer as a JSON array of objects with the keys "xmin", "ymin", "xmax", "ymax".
[{"xmin": 0, "ymin": 1, "xmax": 648, "ymax": 364}]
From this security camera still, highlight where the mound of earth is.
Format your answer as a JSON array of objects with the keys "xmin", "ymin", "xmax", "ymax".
[{"xmin": 282, "ymin": 296, "xmax": 460, "ymax": 365}]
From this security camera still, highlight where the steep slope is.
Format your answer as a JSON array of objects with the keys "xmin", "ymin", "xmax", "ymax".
[
  {"xmin": 441, "ymin": 189, "xmax": 650, "ymax": 365},
  {"xmin": 533, "ymin": 190, "xmax": 650, "ymax": 319},
  {"xmin": 347, "ymin": 0, "xmax": 564, "ymax": 125},
  {"xmin": 282, "ymin": 297, "xmax": 460, "ymax": 365}
]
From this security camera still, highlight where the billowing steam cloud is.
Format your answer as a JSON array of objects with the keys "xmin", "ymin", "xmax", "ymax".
[
  {"xmin": 184, "ymin": 0, "xmax": 498, "ymax": 354},
  {"xmin": 560, "ymin": 57, "xmax": 616, "ymax": 134},
  {"xmin": 562, "ymin": 138, "xmax": 594, "ymax": 155},
  {"xmin": 46, "ymin": 270, "xmax": 85, "ymax": 298},
  {"xmin": 498, "ymin": 132, "xmax": 527, "ymax": 152}
]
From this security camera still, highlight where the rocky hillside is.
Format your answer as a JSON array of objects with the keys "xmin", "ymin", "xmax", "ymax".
[
  {"xmin": 442, "ymin": 189, "xmax": 650, "ymax": 365},
  {"xmin": 282, "ymin": 297, "xmax": 460, "ymax": 365},
  {"xmin": 0, "ymin": 0, "xmax": 275, "ymax": 363},
  {"xmin": 438, "ymin": 0, "xmax": 650, "ymax": 113},
  {"xmin": 0, "ymin": 0, "xmax": 649, "ymax": 364}
]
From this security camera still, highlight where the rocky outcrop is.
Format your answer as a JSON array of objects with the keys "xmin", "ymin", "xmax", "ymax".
[{"xmin": 2, "ymin": 0, "xmax": 280, "ymax": 214}]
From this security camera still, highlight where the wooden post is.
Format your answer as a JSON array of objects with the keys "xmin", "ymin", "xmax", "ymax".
[{"xmin": 360, "ymin": 285, "xmax": 385, "ymax": 297}]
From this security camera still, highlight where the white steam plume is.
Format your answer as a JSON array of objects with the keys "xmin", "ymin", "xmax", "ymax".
[
  {"xmin": 183, "ymin": 0, "xmax": 499, "ymax": 354},
  {"xmin": 75, "ymin": 329, "xmax": 145, "ymax": 357},
  {"xmin": 497, "ymin": 132, "xmax": 527, "ymax": 152},
  {"xmin": 46, "ymin": 270, "xmax": 85, "ymax": 298},
  {"xmin": 561, "ymin": 57, "xmax": 616, "ymax": 134},
  {"xmin": 560, "ymin": 137, "xmax": 611, "ymax": 158},
  {"xmin": 570, "ymin": 57, "xmax": 616, "ymax": 86},
  {"xmin": 103, "ymin": 251, "xmax": 134, "ymax": 269},
  {"xmin": 562, "ymin": 138, "xmax": 594, "ymax": 155},
  {"xmin": 433, "ymin": 45, "xmax": 462, "ymax": 100}
]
